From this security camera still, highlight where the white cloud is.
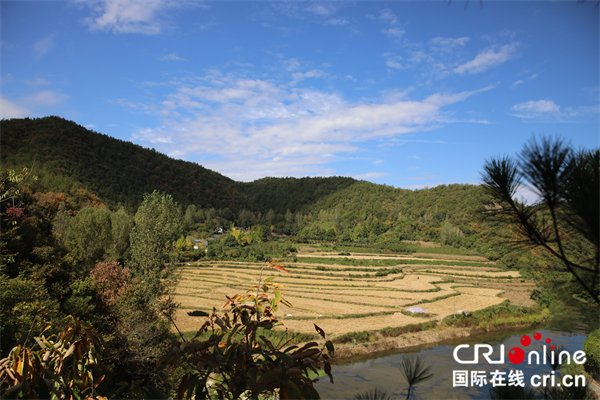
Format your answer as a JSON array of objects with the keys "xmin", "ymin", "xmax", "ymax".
[
  {"xmin": 1, "ymin": 97, "xmax": 30, "ymax": 119},
  {"xmin": 511, "ymin": 72, "xmax": 538, "ymax": 89},
  {"xmin": 510, "ymin": 99, "xmax": 599, "ymax": 121},
  {"xmin": 306, "ymin": 4, "xmax": 334, "ymax": 16},
  {"xmin": 515, "ymin": 185, "xmax": 542, "ymax": 205},
  {"xmin": 327, "ymin": 18, "xmax": 349, "ymax": 25},
  {"xmin": 407, "ymin": 155, "xmax": 420, "ymax": 160},
  {"xmin": 230, "ymin": 61, "xmax": 254, "ymax": 68},
  {"xmin": 33, "ymin": 35, "xmax": 55, "ymax": 59},
  {"xmin": 291, "ymin": 69, "xmax": 329, "ymax": 85},
  {"xmin": 355, "ymin": 172, "xmax": 388, "ymax": 180},
  {"xmin": 429, "ymin": 37, "xmax": 469, "ymax": 52},
  {"xmin": 379, "ymin": 9, "xmax": 398, "ymax": 25},
  {"xmin": 85, "ymin": 124, "xmax": 96, "ymax": 128},
  {"xmin": 383, "ymin": 53, "xmax": 403, "ymax": 70},
  {"xmin": 22, "ymin": 90, "xmax": 68, "ymax": 106},
  {"xmin": 25, "ymin": 77, "xmax": 52, "ymax": 86},
  {"xmin": 512, "ymin": 99, "xmax": 560, "ymax": 114},
  {"xmin": 123, "ymin": 72, "xmax": 495, "ymax": 181},
  {"xmin": 382, "ymin": 27, "xmax": 405, "ymax": 39},
  {"xmin": 284, "ymin": 59, "xmax": 301, "ymax": 71},
  {"xmin": 387, "ymin": 60, "xmax": 402, "ymax": 69},
  {"xmin": 160, "ymin": 53, "xmax": 187, "ymax": 61},
  {"xmin": 454, "ymin": 44, "xmax": 517, "ymax": 74},
  {"xmin": 81, "ymin": 0, "xmax": 179, "ymax": 34}
]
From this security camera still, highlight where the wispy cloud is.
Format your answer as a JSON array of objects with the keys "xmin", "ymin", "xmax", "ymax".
[
  {"xmin": 291, "ymin": 69, "xmax": 329, "ymax": 85},
  {"xmin": 454, "ymin": 43, "xmax": 518, "ymax": 74},
  {"xmin": 160, "ymin": 52, "xmax": 187, "ymax": 61},
  {"xmin": 510, "ymin": 99, "xmax": 599, "ymax": 121},
  {"xmin": 33, "ymin": 35, "xmax": 56, "ymax": 59},
  {"xmin": 376, "ymin": 8, "xmax": 406, "ymax": 41},
  {"xmin": 511, "ymin": 72, "xmax": 538, "ymax": 89},
  {"xmin": 327, "ymin": 18, "xmax": 349, "ymax": 25},
  {"xmin": 0, "ymin": 97, "xmax": 30, "ymax": 119},
  {"xmin": 25, "ymin": 77, "xmax": 52, "ymax": 86},
  {"xmin": 382, "ymin": 27, "xmax": 405, "ymax": 39},
  {"xmin": 383, "ymin": 52, "xmax": 403, "ymax": 69},
  {"xmin": 22, "ymin": 90, "xmax": 68, "ymax": 106},
  {"xmin": 305, "ymin": 3, "xmax": 336, "ymax": 16},
  {"xmin": 428, "ymin": 37, "xmax": 469, "ymax": 52},
  {"xmin": 121, "ymin": 70, "xmax": 495, "ymax": 181},
  {"xmin": 378, "ymin": 9, "xmax": 398, "ymax": 25},
  {"xmin": 355, "ymin": 172, "xmax": 388, "ymax": 180},
  {"xmin": 81, "ymin": 0, "xmax": 182, "ymax": 35}
]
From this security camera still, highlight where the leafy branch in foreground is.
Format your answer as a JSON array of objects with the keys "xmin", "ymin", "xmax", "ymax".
[
  {"xmin": 481, "ymin": 136, "xmax": 599, "ymax": 303},
  {"xmin": 0, "ymin": 316, "xmax": 105, "ymax": 400},
  {"xmin": 160, "ymin": 261, "xmax": 335, "ymax": 399}
]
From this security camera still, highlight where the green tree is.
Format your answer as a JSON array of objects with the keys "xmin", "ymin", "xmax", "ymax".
[
  {"xmin": 51, "ymin": 202, "xmax": 71, "ymax": 246},
  {"xmin": 129, "ymin": 191, "xmax": 181, "ymax": 301},
  {"xmin": 109, "ymin": 207, "xmax": 133, "ymax": 260},
  {"xmin": 65, "ymin": 207, "xmax": 112, "ymax": 270},
  {"xmin": 480, "ymin": 136, "xmax": 599, "ymax": 302}
]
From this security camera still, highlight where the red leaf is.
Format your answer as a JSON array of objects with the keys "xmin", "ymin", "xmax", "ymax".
[{"xmin": 267, "ymin": 264, "xmax": 289, "ymax": 273}]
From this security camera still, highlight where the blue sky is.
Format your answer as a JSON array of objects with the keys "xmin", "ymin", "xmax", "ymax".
[{"xmin": 2, "ymin": 1, "xmax": 598, "ymax": 194}]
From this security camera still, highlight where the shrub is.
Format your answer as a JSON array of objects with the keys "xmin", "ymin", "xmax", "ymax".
[
  {"xmin": 90, "ymin": 260, "xmax": 131, "ymax": 307},
  {"xmin": 530, "ymin": 288, "xmax": 557, "ymax": 307},
  {"xmin": 583, "ymin": 329, "xmax": 600, "ymax": 374}
]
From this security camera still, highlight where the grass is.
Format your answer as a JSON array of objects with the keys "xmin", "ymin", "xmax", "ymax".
[
  {"xmin": 440, "ymin": 301, "xmax": 550, "ymax": 332},
  {"xmin": 332, "ymin": 321, "xmax": 438, "ymax": 344}
]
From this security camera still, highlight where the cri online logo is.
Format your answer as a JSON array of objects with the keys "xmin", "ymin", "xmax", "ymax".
[{"xmin": 453, "ymin": 333, "xmax": 587, "ymax": 366}]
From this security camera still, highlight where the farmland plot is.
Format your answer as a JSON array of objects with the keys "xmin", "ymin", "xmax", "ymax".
[{"xmin": 173, "ymin": 250, "xmax": 520, "ymax": 338}]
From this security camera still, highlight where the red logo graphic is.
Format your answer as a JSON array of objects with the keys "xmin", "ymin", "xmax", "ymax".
[{"xmin": 509, "ymin": 333, "xmax": 553, "ymax": 364}]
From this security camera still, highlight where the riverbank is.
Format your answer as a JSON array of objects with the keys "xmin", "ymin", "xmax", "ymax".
[
  {"xmin": 328, "ymin": 302, "xmax": 550, "ymax": 360},
  {"xmin": 332, "ymin": 321, "xmax": 545, "ymax": 360}
]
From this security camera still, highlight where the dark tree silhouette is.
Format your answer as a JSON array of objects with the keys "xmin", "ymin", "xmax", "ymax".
[{"xmin": 480, "ymin": 136, "xmax": 599, "ymax": 303}]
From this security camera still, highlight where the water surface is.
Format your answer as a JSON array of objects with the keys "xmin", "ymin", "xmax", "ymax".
[{"xmin": 314, "ymin": 301, "xmax": 598, "ymax": 400}]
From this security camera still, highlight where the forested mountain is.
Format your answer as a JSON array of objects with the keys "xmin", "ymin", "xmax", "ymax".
[
  {"xmin": 1, "ymin": 117, "xmax": 247, "ymax": 212},
  {"xmin": 1, "ymin": 117, "xmax": 361, "ymax": 214},
  {"xmin": 1, "ymin": 116, "xmax": 498, "ymax": 248}
]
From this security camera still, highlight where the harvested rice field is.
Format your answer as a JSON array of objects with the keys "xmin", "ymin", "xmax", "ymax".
[{"xmin": 173, "ymin": 248, "xmax": 526, "ymax": 338}]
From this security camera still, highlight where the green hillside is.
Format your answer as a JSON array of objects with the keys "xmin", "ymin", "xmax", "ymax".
[
  {"xmin": 1, "ymin": 117, "xmax": 499, "ymax": 249},
  {"xmin": 1, "ymin": 117, "xmax": 363, "ymax": 214},
  {"xmin": 1, "ymin": 116, "xmax": 247, "ymax": 211}
]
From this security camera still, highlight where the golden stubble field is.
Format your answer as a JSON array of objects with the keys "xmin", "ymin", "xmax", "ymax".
[{"xmin": 172, "ymin": 251, "xmax": 518, "ymax": 337}]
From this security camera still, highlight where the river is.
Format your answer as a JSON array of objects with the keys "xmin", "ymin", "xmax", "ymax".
[{"xmin": 314, "ymin": 299, "xmax": 598, "ymax": 400}]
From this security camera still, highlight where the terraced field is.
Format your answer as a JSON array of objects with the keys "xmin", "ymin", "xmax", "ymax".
[{"xmin": 173, "ymin": 249, "xmax": 527, "ymax": 338}]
